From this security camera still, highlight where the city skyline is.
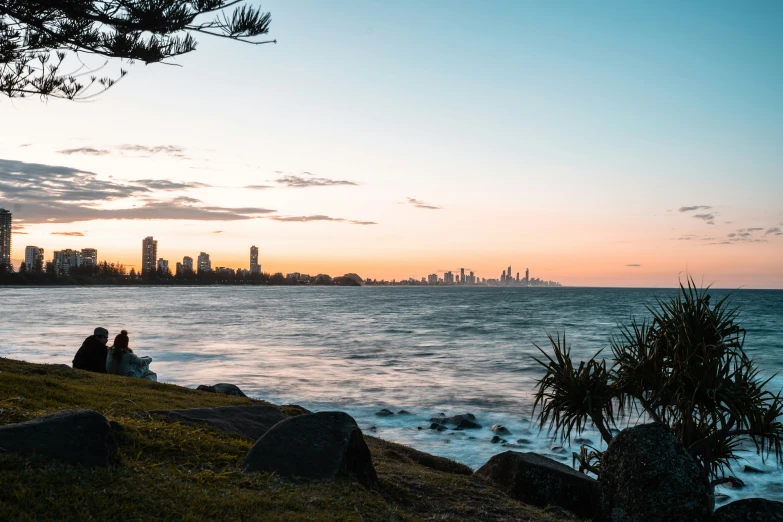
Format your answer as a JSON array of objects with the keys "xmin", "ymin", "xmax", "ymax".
[{"xmin": 1, "ymin": 2, "xmax": 782, "ymax": 288}]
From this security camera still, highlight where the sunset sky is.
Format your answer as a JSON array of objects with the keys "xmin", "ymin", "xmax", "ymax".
[{"xmin": 1, "ymin": 1, "xmax": 781, "ymax": 288}]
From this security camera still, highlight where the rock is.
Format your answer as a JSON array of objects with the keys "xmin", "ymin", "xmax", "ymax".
[
  {"xmin": 429, "ymin": 423, "xmax": 447, "ymax": 431},
  {"xmin": 196, "ymin": 383, "xmax": 248, "ymax": 397},
  {"xmin": 243, "ymin": 411, "xmax": 378, "ymax": 487},
  {"xmin": 574, "ymin": 437, "xmax": 594, "ymax": 445},
  {"xmin": 491, "ymin": 424, "xmax": 511, "ymax": 435},
  {"xmin": 417, "ymin": 426, "xmax": 423, "ymax": 430},
  {"xmin": 368, "ymin": 426, "xmax": 377, "ymax": 432},
  {"xmin": 714, "ymin": 493, "xmax": 731, "ymax": 504},
  {"xmin": 375, "ymin": 408, "xmax": 394, "ymax": 417},
  {"xmin": 150, "ymin": 405, "xmax": 286, "ymax": 440},
  {"xmin": 0, "ymin": 410, "xmax": 113, "ymax": 466},
  {"xmin": 550, "ymin": 445, "xmax": 565, "ymax": 453},
  {"xmin": 397, "ymin": 410, "xmax": 411, "ymax": 415},
  {"xmin": 516, "ymin": 438, "xmax": 533, "ymax": 444},
  {"xmin": 713, "ymin": 498, "xmax": 783, "ymax": 521},
  {"xmin": 456, "ymin": 419, "xmax": 482, "ymax": 430},
  {"xmin": 475, "ymin": 451, "xmax": 599, "ymax": 518},
  {"xmin": 743, "ymin": 465, "xmax": 764, "ymax": 474},
  {"xmin": 491, "ymin": 435, "xmax": 502, "ymax": 443},
  {"xmin": 598, "ymin": 423, "xmax": 712, "ymax": 522},
  {"xmin": 721, "ymin": 476, "xmax": 745, "ymax": 489},
  {"xmin": 430, "ymin": 413, "xmax": 477, "ymax": 426}
]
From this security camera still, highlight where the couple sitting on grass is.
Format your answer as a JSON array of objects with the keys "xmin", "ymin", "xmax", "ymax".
[{"xmin": 72, "ymin": 327, "xmax": 157, "ymax": 381}]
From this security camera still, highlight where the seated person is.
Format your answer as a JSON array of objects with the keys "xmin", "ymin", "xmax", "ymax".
[
  {"xmin": 106, "ymin": 330, "xmax": 156, "ymax": 381},
  {"xmin": 73, "ymin": 327, "xmax": 110, "ymax": 373}
]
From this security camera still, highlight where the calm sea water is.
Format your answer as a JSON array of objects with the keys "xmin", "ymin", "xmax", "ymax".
[{"xmin": 1, "ymin": 286, "xmax": 782, "ymax": 503}]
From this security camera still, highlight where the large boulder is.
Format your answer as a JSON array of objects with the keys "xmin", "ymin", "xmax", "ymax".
[
  {"xmin": 713, "ymin": 498, "xmax": 783, "ymax": 521},
  {"xmin": 475, "ymin": 451, "xmax": 599, "ymax": 518},
  {"xmin": 197, "ymin": 383, "xmax": 248, "ymax": 398},
  {"xmin": 243, "ymin": 411, "xmax": 378, "ymax": 487},
  {"xmin": 0, "ymin": 410, "xmax": 114, "ymax": 466},
  {"xmin": 598, "ymin": 422, "xmax": 712, "ymax": 522},
  {"xmin": 149, "ymin": 405, "xmax": 286, "ymax": 440}
]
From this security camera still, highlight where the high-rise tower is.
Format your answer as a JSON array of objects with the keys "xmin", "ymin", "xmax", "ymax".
[
  {"xmin": 526, "ymin": 268, "xmax": 529, "ymax": 284},
  {"xmin": 141, "ymin": 236, "xmax": 158, "ymax": 276},
  {"xmin": 0, "ymin": 208, "xmax": 11, "ymax": 268},
  {"xmin": 250, "ymin": 246, "xmax": 260, "ymax": 274},
  {"xmin": 25, "ymin": 246, "xmax": 44, "ymax": 272}
]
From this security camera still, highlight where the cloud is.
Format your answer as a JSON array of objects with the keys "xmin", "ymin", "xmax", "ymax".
[
  {"xmin": 211, "ymin": 230, "xmax": 223, "ymax": 234},
  {"xmin": 244, "ymin": 185, "xmax": 274, "ymax": 190},
  {"xmin": 131, "ymin": 179, "xmax": 210, "ymax": 191},
  {"xmin": 625, "ymin": 264, "xmax": 642, "ymax": 267},
  {"xmin": 51, "ymin": 231, "xmax": 85, "ymax": 236},
  {"xmin": 269, "ymin": 215, "xmax": 376, "ymax": 225},
  {"xmin": 679, "ymin": 206, "xmax": 712, "ymax": 212},
  {"xmin": 56, "ymin": 144, "xmax": 188, "ymax": 159},
  {"xmin": 765, "ymin": 227, "xmax": 782, "ymax": 236},
  {"xmin": 0, "ymin": 158, "xmax": 276, "ymax": 224},
  {"xmin": 677, "ymin": 235, "xmax": 698, "ymax": 240},
  {"xmin": 747, "ymin": 227, "xmax": 764, "ymax": 231},
  {"xmin": 58, "ymin": 147, "xmax": 111, "ymax": 156},
  {"xmin": 275, "ymin": 173, "xmax": 358, "ymax": 188},
  {"xmin": 693, "ymin": 213, "xmax": 715, "ymax": 222},
  {"xmin": 405, "ymin": 197, "xmax": 442, "ymax": 210}
]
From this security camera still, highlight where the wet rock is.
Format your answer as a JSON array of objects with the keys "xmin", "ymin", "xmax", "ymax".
[
  {"xmin": 742, "ymin": 465, "xmax": 764, "ymax": 474},
  {"xmin": 516, "ymin": 438, "xmax": 533, "ymax": 444},
  {"xmin": 243, "ymin": 411, "xmax": 378, "ymax": 487},
  {"xmin": 431, "ymin": 413, "xmax": 477, "ymax": 426},
  {"xmin": 713, "ymin": 498, "xmax": 783, "ymax": 521},
  {"xmin": 375, "ymin": 408, "xmax": 394, "ymax": 417},
  {"xmin": 598, "ymin": 423, "xmax": 712, "ymax": 522},
  {"xmin": 475, "ymin": 451, "xmax": 599, "ymax": 518},
  {"xmin": 467, "ymin": 436, "xmax": 477, "ymax": 440},
  {"xmin": 0, "ymin": 410, "xmax": 114, "ymax": 466},
  {"xmin": 197, "ymin": 383, "xmax": 248, "ymax": 398},
  {"xmin": 550, "ymin": 445, "xmax": 565, "ymax": 453},
  {"xmin": 429, "ymin": 423, "xmax": 447, "ymax": 431},
  {"xmin": 150, "ymin": 405, "xmax": 286, "ymax": 440},
  {"xmin": 491, "ymin": 424, "xmax": 511, "ymax": 435},
  {"xmin": 417, "ymin": 426, "xmax": 423, "ymax": 430},
  {"xmin": 367, "ymin": 426, "xmax": 377, "ymax": 432},
  {"xmin": 720, "ymin": 476, "xmax": 745, "ymax": 489},
  {"xmin": 574, "ymin": 437, "xmax": 594, "ymax": 445},
  {"xmin": 397, "ymin": 410, "xmax": 411, "ymax": 415},
  {"xmin": 714, "ymin": 493, "xmax": 731, "ymax": 504},
  {"xmin": 456, "ymin": 419, "xmax": 482, "ymax": 430},
  {"xmin": 491, "ymin": 436, "xmax": 503, "ymax": 444}
]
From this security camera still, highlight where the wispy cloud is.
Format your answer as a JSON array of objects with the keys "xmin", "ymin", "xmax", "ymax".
[
  {"xmin": 244, "ymin": 185, "xmax": 274, "ymax": 190},
  {"xmin": 58, "ymin": 147, "xmax": 111, "ymax": 156},
  {"xmin": 405, "ymin": 197, "xmax": 442, "ymax": 210},
  {"xmin": 765, "ymin": 227, "xmax": 782, "ymax": 236},
  {"xmin": 679, "ymin": 205, "xmax": 712, "ymax": 212},
  {"xmin": 0, "ymin": 159, "xmax": 276, "ymax": 224},
  {"xmin": 51, "ymin": 231, "xmax": 85, "ymax": 236},
  {"xmin": 269, "ymin": 215, "xmax": 376, "ymax": 225},
  {"xmin": 131, "ymin": 179, "xmax": 210, "ymax": 191},
  {"xmin": 693, "ymin": 213, "xmax": 716, "ymax": 225},
  {"xmin": 211, "ymin": 230, "xmax": 223, "ymax": 234},
  {"xmin": 625, "ymin": 264, "xmax": 642, "ymax": 267},
  {"xmin": 274, "ymin": 171, "xmax": 358, "ymax": 188}
]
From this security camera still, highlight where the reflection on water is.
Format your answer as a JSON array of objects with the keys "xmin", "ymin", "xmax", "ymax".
[{"xmin": 1, "ymin": 286, "xmax": 782, "ymax": 502}]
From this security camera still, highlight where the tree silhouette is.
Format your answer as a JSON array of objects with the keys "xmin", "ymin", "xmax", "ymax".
[{"xmin": 0, "ymin": 0, "xmax": 274, "ymax": 99}]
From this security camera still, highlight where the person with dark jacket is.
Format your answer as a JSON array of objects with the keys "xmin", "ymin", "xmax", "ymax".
[{"xmin": 72, "ymin": 327, "xmax": 110, "ymax": 373}]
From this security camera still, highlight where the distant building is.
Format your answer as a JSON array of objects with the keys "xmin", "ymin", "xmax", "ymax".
[
  {"xmin": 469, "ymin": 271, "xmax": 475, "ymax": 284},
  {"xmin": 197, "ymin": 252, "xmax": 211, "ymax": 273},
  {"xmin": 157, "ymin": 259, "xmax": 169, "ymax": 274},
  {"xmin": 250, "ymin": 246, "xmax": 260, "ymax": 274},
  {"xmin": 0, "ymin": 208, "xmax": 11, "ymax": 268},
  {"xmin": 81, "ymin": 248, "xmax": 98, "ymax": 267},
  {"xmin": 141, "ymin": 236, "xmax": 157, "ymax": 276},
  {"xmin": 215, "ymin": 267, "xmax": 235, "ymax": 277},
  {"xmin": 24, "ymin": 246, "xmax": 44, "ymax": 271},
  {"xmin": 176, "ymin": 262, "xmax": 183, "ymax": 276},
  {"xmin": 516, "ymin": 272, "xmax": 520, "ymax": 282},
  {"xmin": 501, "ymin": 269, "xmax": 506, "ymax": 282},
  {"xmin": 428, "ymin": 273, "xmax": 438, "ymax": 284},
  {"xmin": 53, "ymin": 249, "xmax": 81, "ymax": 274},
  {"xmin": 182, "ymin": 256, "xmax": 193, "ymax": 273},
  {"xmin": 460, "ymin": 268, "xmax": 465, "ymax": 284},
  {"xmin": 526, "ymin": 268, "xmax": 529, "ymax": 284},
  {"xmin": 286, "ymin": 272, "xmax": 300, "ymax": 280},
  {"xmin": 444, "ymin": 271, "xmax": 454, "ymax": 284}
]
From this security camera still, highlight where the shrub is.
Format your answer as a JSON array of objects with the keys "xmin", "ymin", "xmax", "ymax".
[{"xmin": 532, "ymin": 278, "xmax": 783, "ymax": 485}]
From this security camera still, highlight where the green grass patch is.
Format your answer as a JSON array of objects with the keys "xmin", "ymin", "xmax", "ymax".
[{"xmin": 0, "ymin": 358, "xmax": 576, "ymax": 521}]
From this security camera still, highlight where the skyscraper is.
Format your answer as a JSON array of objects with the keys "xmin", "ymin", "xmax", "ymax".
[
  {"xmin": 507, "ymin": 265, "xmax": 512, "ymax": 284},
  {"xmin": 197, "ymin": 252, "xmax": 211, "ymax": 273},
  {"xmin": 157, "ymin": 258, "xmax": 169, "ymax": 274},
  {"xmin": 53, "ymin": 249, "xmax": 81, "ymax": 274},
  {"xmin": 0, "ymin": 208, "xmax": 11, "ymax": 268},
  {"xmin": 250, "ymin": 246, "xmax": 260, "ymax": 274},
  {"xmin": 141, "ymin": 236, "xmax": 157, "ymax": 276},
  {"xmin": 24, "ymin": 246, "xmax": 44, "ymax": 271},
  {"xmin": 183, "ymin": 256, "xmax": 193, "ymax": 272},
  {"xmin": 526, "ymin": 268, "xmax": 529, "ymax": 284},
  {"xmin": 81, "ymin": 248, "xmax": 98, "ymax": 267},
  {"xmin": 460, "ymin": 268, "xmax": 465, "ymax": 284}
]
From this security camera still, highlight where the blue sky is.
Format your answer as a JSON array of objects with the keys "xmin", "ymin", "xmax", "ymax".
[{"xmin": 0, "ymin": 1, "xmax": 781, "ymax": 286}]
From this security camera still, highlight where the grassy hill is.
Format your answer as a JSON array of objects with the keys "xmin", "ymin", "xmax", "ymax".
[{"xmin": 0, "ymin": 357, "xmax": 573, "ymax": 521}]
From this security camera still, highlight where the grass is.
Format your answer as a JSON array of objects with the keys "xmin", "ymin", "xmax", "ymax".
[{"xmin": 0, "ymin": 357, "xmax": 576, "ymax": 521}]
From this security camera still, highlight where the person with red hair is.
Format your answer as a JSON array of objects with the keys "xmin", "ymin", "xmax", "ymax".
[{"xmin": 105, "ymin": 330, "xmax": 157, "ymax": 381}]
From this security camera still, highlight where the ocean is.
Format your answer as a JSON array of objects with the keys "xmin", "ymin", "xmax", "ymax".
[{"xmin": 1, "ymin": 285, "xmax": 782, "ymax": 503}]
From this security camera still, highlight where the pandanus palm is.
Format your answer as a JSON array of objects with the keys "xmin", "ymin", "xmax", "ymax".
[{"xmin": 532, "ymin": 278, "xmax": 783, "ymax": 485}]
